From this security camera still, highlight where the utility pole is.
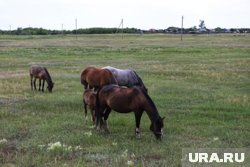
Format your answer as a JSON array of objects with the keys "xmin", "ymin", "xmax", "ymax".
[
  {"xmin": 115, "ymin": 19, "xmax": 124, "ymax": 39},
  {"xmin": 121, "ymin": 18, "xmax": 123, "ymax": 39},
  {"xmin": 181, "ymin": 16, "xmax": 184, "ymax": 41},
  {"xmin": 9, "ymin": 25, "xmax": 11, "ymax": 35},
  {"xmin": 28, "ymin": 24, "xmax": 31, "ymax": 36},
  {"xmin": 75, "ymin": 18, "xmax": 78, "ymax": 40},
  {"xmin": 62, "ymin": 24, "xmax": 64, "ymax": 37}
]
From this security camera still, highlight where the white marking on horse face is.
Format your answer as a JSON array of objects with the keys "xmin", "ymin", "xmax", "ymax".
[{"xmin": 161, "ymin": 128, "xmax": 164, "ymax": 137}]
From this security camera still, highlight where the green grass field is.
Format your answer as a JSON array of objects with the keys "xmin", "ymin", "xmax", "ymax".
[{"xmin": 0, "ymin": 34, "xmax": 250, "ymax": 166}]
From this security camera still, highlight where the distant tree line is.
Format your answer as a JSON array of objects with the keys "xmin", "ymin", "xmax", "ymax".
[
  {"xmin": 0, "ymin": 27, "xmax": 139, "ymax": 35},
  {"xmin": 0, "ymin": 27, "xmax": 250, "ymax": 35}
]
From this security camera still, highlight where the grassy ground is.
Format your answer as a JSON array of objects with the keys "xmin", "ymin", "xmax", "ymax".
[{"xmin": 0, "ymin": 34, "xmax": 250, "ymax": 166}]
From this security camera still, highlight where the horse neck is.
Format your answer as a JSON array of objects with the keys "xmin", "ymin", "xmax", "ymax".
[
  {"xmin": 142, "ymin": 92, "xmax": 160, "ymax": 123},
  {"xmin": 43, "ymin": 68, "xmax": 53, "ymax": 85},
  {"xmin": 45, "ymin": 75, "xmax": 52, "ymax": 86}
]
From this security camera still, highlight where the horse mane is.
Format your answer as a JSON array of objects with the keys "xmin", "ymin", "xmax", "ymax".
[
  {"xmin": 43, "ymin": 67, "xmax": 53, "ymax": 85},
  {"xmin": 140, "ymin": 88, "xmax": 159, "ymax": 121}
]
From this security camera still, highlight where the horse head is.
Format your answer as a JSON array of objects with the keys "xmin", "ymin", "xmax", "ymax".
[
  {"xmin": 81, "ymin": 80, "xmax": 88, "ymax": 89},
  {"xmin": 150, "ymin": 116, "xmax": 165, "ymax": 140},
  {"xmin": 47, "ymin": 82, "xmax": 54, "ymax": 93}
]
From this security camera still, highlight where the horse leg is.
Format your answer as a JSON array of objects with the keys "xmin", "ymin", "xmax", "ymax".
[
  {"xmin": 134, "ymin": 110, "xmax": 143, "ymax": 138},
  {"xmin": 42, "ymin": 79, "xmax": 45, "ymax": 92},
  {"xmin": 30, "ymin": 76, "xmax": 33, "ymax": 90},
  {"xmin": 33, "ymin": 78, "xmax": 37, "ymax": 90},
  {"xmin": 83, "ymin": 101, "xmax": 88, "ymax": 125},
  {"xmin": 90, "ymin": 107, "xmax": 96, "ymax": 125},
  {"xmin": 103, "ymin": 107, "xmax": 111, "ymax": 133},
  {"xmin": 38, "ymin": 79, "xmax": 41, "ymax": 91},
  {"xmin": 95, "ymin": 106, "xmax": 103, "ymax": 131}
]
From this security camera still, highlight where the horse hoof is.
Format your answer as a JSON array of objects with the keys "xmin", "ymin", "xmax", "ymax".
[
  {"xmin": 104, "ymin": 128, "xmax": 110, "ymax": 133},
  {"xmin": 96, "ymin": 126, "xmax": 101, "ymax": 131},
  {"xmin": 135, "ymin": 133, "xmax": 141, "ymax": 139}
]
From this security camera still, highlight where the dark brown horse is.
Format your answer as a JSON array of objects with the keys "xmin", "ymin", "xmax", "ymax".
[
  {"xmin": 29, "ymin": 65, "xmax": 54, "ymax": 92},
  {"xmin": 96, "ymin": 84, "xmax": 165, "ymax": 140},
  {"xmin": 83, "ymin": 89, "xmax": 96, "ymax": 125},
  {"xmin": 80, "ymin": 66, "xmax": 117, "ymax": 90}
]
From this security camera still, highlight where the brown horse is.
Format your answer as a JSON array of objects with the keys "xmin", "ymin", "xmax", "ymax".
[
  {"xmin": 96, "ymin": 84, "xmax": 165, "ymax": 140},
  {"xmin": 80, "ymin": 66, "xmax": 117, "ymax": 90},
  {"xmin": 29, "ymin": 65, "xmax": 54, "ymax": 92},
  {"xmin": 83, "ymin": 89, "xmax": 96, "ymax": 125}
]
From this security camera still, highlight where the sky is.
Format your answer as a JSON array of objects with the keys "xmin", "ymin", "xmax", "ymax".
[{"xmin": 0, "ymin": 0, "xmax": 250, "ymax": 30}]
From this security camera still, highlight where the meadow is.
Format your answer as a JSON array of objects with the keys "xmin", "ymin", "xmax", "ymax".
[{"xmin": 0, "ymin": 34, "xmax": 250, "ymax": 166}]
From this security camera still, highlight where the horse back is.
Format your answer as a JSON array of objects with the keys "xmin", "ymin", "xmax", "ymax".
[
  {"xmin": 29, "ymin": 65, "xmax": 46, "ymax": 79},
  {"xmin": 98, "ymin": 85, "xmax": 144, "ymax": 113}
]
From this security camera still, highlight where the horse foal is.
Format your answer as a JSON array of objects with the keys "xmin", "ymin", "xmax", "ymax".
[{"xmin": 83, "ymin": 89, "xmax": 96, "ymax": 125}]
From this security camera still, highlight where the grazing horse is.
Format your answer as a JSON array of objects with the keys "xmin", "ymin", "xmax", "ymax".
[
  {"xmin": 83, "ymin": 89, "xmax": 96, "ymax": 125},
  {"xmin": 80, "ymin": 66, "xmax": 117, "ymax": 90},
  {"xmin": 96, "ymin": 84, "xmax": 165, "ymax": 140},
  {"xmin": 102, "ymin": 66, "xmax": 148, "ymax": 92},
  {"xmin": 29, "ymin": 65, "xmax": 54, "ymax": 92}
]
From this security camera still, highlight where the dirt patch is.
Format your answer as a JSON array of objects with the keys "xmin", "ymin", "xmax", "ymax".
[
  {"xmin": 0, "ymin": 70, "xmax": 27, "ymax": 79},
  {"xmin": 0, "ymin": 141, "xmax": 17, "ymax": 155},
  {"xmin": 0, "ymin": 98, "xmax": 27, "ymax": 107},
  {"xmin": 0, "ymin": 129, "xmax": 30, "ymax": 157},
  {"xmin": 143, "ymin": 154, "xmax": 162, "ymax": 160}
]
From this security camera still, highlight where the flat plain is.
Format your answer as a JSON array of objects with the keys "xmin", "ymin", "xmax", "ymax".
[{"xmin": 0, "ymin": 34, "xmax": 250, "ymax": 166}]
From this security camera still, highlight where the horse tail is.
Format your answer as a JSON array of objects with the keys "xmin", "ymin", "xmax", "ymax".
[
  {"xmin": 132, "ymin": 70, "xmax": 141, "ymax": 85},
  {"xmin": 133, "ymin": 70, "xmax": 148, "ymax": 93}
]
